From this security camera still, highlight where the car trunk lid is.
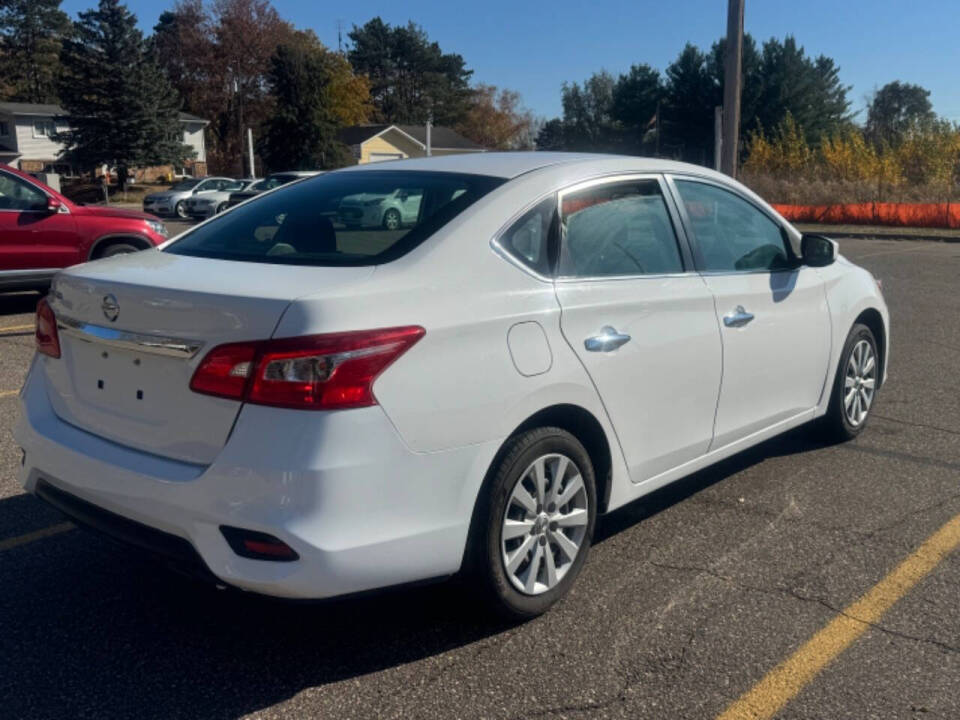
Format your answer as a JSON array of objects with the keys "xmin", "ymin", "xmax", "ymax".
[{"xmin": 43, "ymin": 251, "xmax": 374, "ymax": 465}]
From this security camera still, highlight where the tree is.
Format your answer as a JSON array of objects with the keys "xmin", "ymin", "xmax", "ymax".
[
  {"xmin": 457, "ymin": 84, "xmax": 535, "ymax": 150},
  {"xmin": 611, "ymin": 64, "xmax": 662, "ymax": 154},
  {"xmin": 865, "ymin": 81, "xmax": 936, "ymax": 147},
  {"xmin": 662, "ymin": 43, "xmax": 717, "ymax": 163},
  {"xmin": 348, "ymin": 18, "xmax": 473, "ymax": 126},
  {"xmin": 58, "ymin": 0, "xmax": 190, "ymax": 190},
  {"xmin": 259, "ymin": 33, "xmax": 370, "ymax": 170},
  {"xmin": 0, "ymin": 0, "xmax": 70, "ymax": 103},
  {"xmin": 149, "ymin": 0, "xmax": 211, "ymax": 116},
  {"xmin": 534, "ymin": 118, "xmax": 566, "ymax": 151}
]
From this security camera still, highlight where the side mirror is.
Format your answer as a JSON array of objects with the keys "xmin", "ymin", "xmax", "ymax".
[
  {"xmin": 46, "ymin": 196, "xmax": 63, "ymax": 214},
  {"xmin": 801, "ymin": 233, "xmax": 837, "ymax": 267}
]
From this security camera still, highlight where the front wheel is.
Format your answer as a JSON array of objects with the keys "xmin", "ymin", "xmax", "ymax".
[
  {"xmin": 469, "ymin": 427, "xmax": 597, "ymax": 619},
  {"xmin": 822, "ymin": 323, "xmax": 880, "ymax": 441},
  {"xmin": 382, "ymin": 208, "xmax": 401, "ymax": 230},
  {"xmin": 216, "ymin": 202, "xmax": 228, "ymax": 214},
  {"xmin": 99, "ymin": 242, "xmax": 140, "ymax": 258},
  {"xmin": 175, "ymin": 201, "xmax": 188, "ymax": 219}
]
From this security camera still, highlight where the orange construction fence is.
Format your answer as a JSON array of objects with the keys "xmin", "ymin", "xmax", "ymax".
[{"xmin": 772, "ymin": 202, "xmax": 960, "ymax": 229}]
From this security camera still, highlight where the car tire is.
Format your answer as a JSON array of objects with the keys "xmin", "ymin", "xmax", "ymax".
[
  {"xmin": 821, "ymin": 323, "xmax": 880, "ymax": 442},
  {"xmin": 175, "ymin": 201, "xmax": 188, "ymax": 219},
  {"xmin": 98, "ymin": 242, "xmax": 141, "ymax": 258},
  {"xmin": 468, "ymin": 427, "xmax": 597, "ymax": 620},
  {"xmin": 382, "ymin": 208, "xmax": 401, "ymax": 230},
  {"xmin": 216, "ymin": 203, "xmax": 228, "ymax": 214}
]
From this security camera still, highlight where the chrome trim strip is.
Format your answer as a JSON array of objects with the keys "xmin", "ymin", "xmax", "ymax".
[
  {"xmin": 56, "ymin": 316, "xmax": 204, "ymax": 359},
  {"xmin": 0, "ymin": 268, "xmax": 60, "ymax": 277}
]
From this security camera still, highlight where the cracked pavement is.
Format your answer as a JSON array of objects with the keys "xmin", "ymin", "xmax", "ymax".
[{"xmin": 0, "ymin": 236, "xmax": 958, "ymax": 719}]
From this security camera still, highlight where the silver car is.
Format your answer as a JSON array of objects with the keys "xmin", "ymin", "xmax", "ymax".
[
  {"xmin": 143, "ymin": 177, "xmax": 240, "ymax": 219},
  {"xmin": 184, "ymin": 179, "xmax": 257, "ymax": 219}
]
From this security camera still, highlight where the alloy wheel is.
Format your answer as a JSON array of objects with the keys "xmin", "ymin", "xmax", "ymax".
[
  {"xmin": 383, "ymin": 209, "xmax": 401, "ymax": 230},
  {"xmin": 500, "ymin": 453, "xmax": 589, "ymax": 595},
  {"xmin": 844, "ymin": 339, "xmax": 877, "ymax": 426}
]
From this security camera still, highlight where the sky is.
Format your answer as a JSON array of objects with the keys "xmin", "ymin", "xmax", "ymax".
[{"xmin": 62, "ymin": 0, "xmax": 960, "ymax": 123}]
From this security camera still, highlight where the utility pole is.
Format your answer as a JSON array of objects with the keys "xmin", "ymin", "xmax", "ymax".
[
  {"xmin": 721, "ymin": 0, "xmax": 744, "ymax": 178},
  {"xmin": 714, "ymin": 106, "xmax": 723, "ymax": 170},
  {"xmin": 426, "ymin": 115, "xmax": 432, "ymax": 157},
  {"xmin": 247, "ymin": 127, "xmax": 255, "ymax": 178}
]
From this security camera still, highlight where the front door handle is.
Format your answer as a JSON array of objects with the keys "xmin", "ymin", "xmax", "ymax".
[
  {"xmin": 723, "ymin": 306, "xmax": 755, "ymax": 328},
  {"xmin": 585, "ymin": 326, "xmax": 631, "ymax": 352}
]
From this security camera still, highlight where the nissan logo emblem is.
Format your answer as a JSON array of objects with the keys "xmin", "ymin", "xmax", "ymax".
[{"xmin": 101, "ymin": 294, "xmax": 120, "ymax": 322}]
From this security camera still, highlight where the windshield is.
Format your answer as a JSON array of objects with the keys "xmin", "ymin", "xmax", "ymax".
[
  {"xmin": 165, "ymin": 170, "xmax": 505, "ymax": 266},
  {"xmin": 170, "ymin": 179, "xmax": 202, "ymax": 191}
]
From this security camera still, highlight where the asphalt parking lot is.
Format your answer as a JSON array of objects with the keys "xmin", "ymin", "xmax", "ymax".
[{"xmin": 1, "ymin": 236, "xmax": 958, "ymax": 719}]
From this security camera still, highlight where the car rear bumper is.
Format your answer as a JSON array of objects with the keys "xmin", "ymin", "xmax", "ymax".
[{"xmin": 14, "ymin": 359, "xmax": 499, "ymax": 599}]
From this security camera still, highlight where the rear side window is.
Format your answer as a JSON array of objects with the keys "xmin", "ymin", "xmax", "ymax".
[
  {"xmin": 166, "ymin": 171, "xmax": 504, "ymax": 266},
  {"xmin": 559, "ymin": 179, "xmax": 684, "ymax": 277},
  {"xmin": 498, "ymin": 196, "xmax": 556, "ymax": 276}
]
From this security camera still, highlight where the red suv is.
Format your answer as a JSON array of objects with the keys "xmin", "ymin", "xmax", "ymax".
[{"xmin": 0, "ymin": 165, "xmax": 168, "ymax": 291}]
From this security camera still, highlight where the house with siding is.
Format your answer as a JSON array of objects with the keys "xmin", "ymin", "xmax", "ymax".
[
  {"xmin": 0, "ymin": 101, "xmax": 209, "ymax": 177},
  {"xmin": 338, "ymin": 124, "xmax": 485, "ymax": 164}
]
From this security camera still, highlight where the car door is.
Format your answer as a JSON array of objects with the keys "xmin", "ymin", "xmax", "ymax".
[
  {"xmin": 669, "ymin": 176, "xmax": 831, "ymax": 449},
  {"xmin": 553, "ymin": 175, "xmax": 723, "ymax": 483},
  {"xmin": 0, "ymin": 169, "xmax": 78, "ymax": 271}
]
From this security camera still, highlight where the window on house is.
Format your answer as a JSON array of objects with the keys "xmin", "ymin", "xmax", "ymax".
[
  {"xmin": 33, "ymin": 119, "xmax": 55, "ymax": 138},
  {"xmin": 0, "ymin": 121, "xmax": 9, "ymax": 136}
]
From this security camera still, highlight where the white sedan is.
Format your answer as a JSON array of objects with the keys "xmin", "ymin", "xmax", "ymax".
[{"xmin": 16, "ymin": 153, "xmax": 888, "ymax": 618}]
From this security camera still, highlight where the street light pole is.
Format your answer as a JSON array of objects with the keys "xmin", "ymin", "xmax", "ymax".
[{"xmin": 721, "ymin": 0, "xmax": 744, "ymax": 178}]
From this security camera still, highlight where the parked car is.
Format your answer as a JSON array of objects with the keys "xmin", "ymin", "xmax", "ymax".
[
  {"xmin": 184, "ymin": 178, "xmax": 258, "ymax": 219},
  {"xmin": 225, "ymin": 171, "xmax": 321, "ymax": 208},
  {"xmin": 16, "ymin": 153, "xmax": 888, "ymax": 619},
  {"xmin": 0, "ymin": 165, "xmax": 167, "ymax": 291},
  {"xmin": 338, "ymin": 187, "xmax": 423, "ymax": 229},
  {"xmin": 143, "ymin": 177, "xmax": 241, "ymax": 219}
]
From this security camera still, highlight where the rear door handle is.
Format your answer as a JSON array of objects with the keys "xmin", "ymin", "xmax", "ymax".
[
  {"xmin": 723, "ymin": 306, "xmax": 755, "ymax": 328},
  {"xmin": 585, "ymin": 326, "xmax": 631, "ymax": 352}
]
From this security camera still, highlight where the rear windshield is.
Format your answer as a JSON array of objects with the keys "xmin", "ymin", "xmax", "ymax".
[
  {"xmin": 166, "ymin": 170, "xmax": 504, "ymax": 266},
  {"xmin": 170, "ymin": 179, "xmax": 201, "ymax": 191}
]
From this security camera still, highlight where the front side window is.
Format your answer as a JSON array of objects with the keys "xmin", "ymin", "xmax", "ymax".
[
  {"xmin": 0, "ymin": 171, "xmax": 46, "ymax": 211},
  {"xmin": 674, "ymin": 179, "xmax": 792, "ymax": 272},
  {"xmin": 166, "ymin": 170, "xmax": 504, "ymax": 267},
  {"xmin": 498, "ymin": 195, "xmax": 556, "ymax": 276},
  {"xmin": 559, "ymin": 179, "xmax": 684, "ymax": 277}
]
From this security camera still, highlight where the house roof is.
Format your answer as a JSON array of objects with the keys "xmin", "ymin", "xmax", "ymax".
[
  {"xmin": 337, "ymin": 124, "xmax": 484, "ymax": 151},
  {"xmin": 0, "ymin": 101, "xmax": 208, "ymax": 124}
]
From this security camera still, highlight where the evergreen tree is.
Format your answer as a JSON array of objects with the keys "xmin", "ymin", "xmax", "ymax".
[
  {"xmin": 348, "ymin": 18, "xmax": 473, "ymax": 126},
  {"xmin": 57, "ymin": 0, "xmax": 189, "ymax": 190},
  {"xmin": 865, "ymin": 81, "xmax": 936, "ymax": 147},
  {"xmin": 258, "ymin": 37, "xmax": 356, "ymax": 170},
  {"xmin": 0, "ymin": 0, "xmax": 70, "ymax": 103}
]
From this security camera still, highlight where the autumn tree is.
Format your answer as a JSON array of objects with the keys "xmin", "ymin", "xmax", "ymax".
[
  {"xmin": 0, "ymin": 0, "xmax": 71, "ymax": 103},
  {"xmin": 457, "ymin": 84, "xmax": 535, "ymax": 150}
]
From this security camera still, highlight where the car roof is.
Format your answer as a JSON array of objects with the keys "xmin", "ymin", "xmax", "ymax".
[{"xmin": 332, "ymin": 152, "xmax": 737, "ymax": 182}]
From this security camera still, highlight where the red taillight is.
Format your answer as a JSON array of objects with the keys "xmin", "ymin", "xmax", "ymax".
[
  {"xmin": 35, "ymin": 297, "xmax": 60, "ymax": 358},
  {"xmin": 190, "ymin": 326, "xmax": 425, "ymax": 410}
]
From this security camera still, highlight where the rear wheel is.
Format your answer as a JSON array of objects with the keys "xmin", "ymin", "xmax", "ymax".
[
  {"xmin": 822, "ymin": 323, "xmax": 880, "ymax": 441},
  {"xmin": 469, "ymin": 427, "xmax": 596, "ymax": 619},
  {"xmin": 382, "ymin": 208, "xmax": 401, "ymax": 230},
  {"xmin": 216, "ymin": 202, "xmax": 228, "ymax": 214}
]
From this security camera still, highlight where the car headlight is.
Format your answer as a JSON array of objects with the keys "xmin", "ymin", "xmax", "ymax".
[{"xmin": 145, "ymin": 219, "xmax": 168, "ymax": 237}]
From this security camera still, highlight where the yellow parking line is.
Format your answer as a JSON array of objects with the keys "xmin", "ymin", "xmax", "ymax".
[
  {"xmin": 0, "ymin": 324, "xmax": 34, "ymax": 333},
  {"xmin": 0, "ymin": 390, "xmax": 17, "ymax": 399},
  {"xmin": 0, "ymin": 522, "xmax": 74, "ymax": 552},
  {"xmin": 717, "ymin": 513, "xmax": 960, "ymax": 720}
]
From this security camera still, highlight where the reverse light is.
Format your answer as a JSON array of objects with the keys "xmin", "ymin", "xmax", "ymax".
[
  {"xmin": 35, "ymin": 297, "xmax": 61, "ymax": 358},
  {"xmin": 190, "ymin": 325, "xmax": 425, "ymax": 410}
]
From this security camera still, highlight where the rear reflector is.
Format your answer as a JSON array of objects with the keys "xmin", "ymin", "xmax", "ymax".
[
  {"xmin": 35, "ymin": 297, "xmax": 60, "ymax": 358},
  {"xmin": 190, "ymin": 325, "xmax": 425, "ymax": 410},
  {"xmin": 220, "ymin": 526, "xmax": 299, "ymax": 562}
]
